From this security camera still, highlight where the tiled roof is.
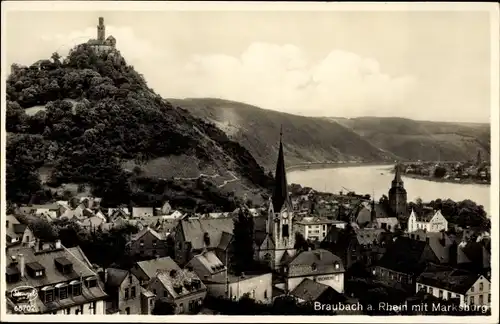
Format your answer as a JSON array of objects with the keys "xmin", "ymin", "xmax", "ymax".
[
  {"xmin": 417, "ymin": 264, "xmax": 483, "ymax": 294},
  {"xmin": 188, "ymin": 251, "xmax": 226, "ymax": 279},
  {"xmin": 290, "ymin": 279, "xmax": 330, "ymax": 301},
  {"xmin": 179, "ymin": 217, "xmax": 234, "ymax": 250},
  {"xmin": 217, "ymin": 231, "xmax": 233, "ymax": 251},
  {"xmin": 136, "ymin": 257, "xmax": 181, "ymax": 281},
  {"xmin": 295, "ymin": 216, "xmax": 335, "ymax": 225},
  {"xmin": 5, "ymin": 244, "xmax": 107, "ymax": 313},
  {"xmin": 106, "ymin": 268, "xmax": 129, "ymax": 287},
  {"xmin": 155, "ymin": 268, "xmax": 206, "ymax": 299},
  {"xmin": 131, "ymin": 227, "xmax": 163, "ymax": 242},
  {"xmin": 377, "ymin": 237, "xmax": 434, "ymax": 274},
  {"xmin": 132, "ymin": 207, "xmax": 154, "ymax": 218},
  {"xmin": 355, "ymin": 228, "xmax": 385, "ymax": 246},
  {"xmin": 409, "ymin": 230, "xmax": 452, "ymax": 263},
  {"xmin": 288, "ymin": 249, "xmax": 344, "ymax": 277},
  {"xmin": 6, "ymin": 245, "xmax": 98, "ymax": 290}
]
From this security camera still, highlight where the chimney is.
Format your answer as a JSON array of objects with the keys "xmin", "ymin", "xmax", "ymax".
[
  {"xmin": 55, "ymin": 240, "xmax": 62, "ymax": 249},
  {"xmin": 19, "ymin": 254, "xmax": 25, "ymax": 278}
]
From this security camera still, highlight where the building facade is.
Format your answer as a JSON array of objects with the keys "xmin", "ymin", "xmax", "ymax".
[
  {"xmin": 408, "ymin": 209, "xmax": 448, "ymax": 233},
  {"xmin": 102, "ymin": 268, "xmax": 143, "ymax": 315}
]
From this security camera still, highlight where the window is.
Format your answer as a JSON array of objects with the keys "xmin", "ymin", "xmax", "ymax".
[
  {"xmin": 163, "ymin": 291, "xmax": 168, "ymax": 297},
  {"xmin": 479, "ymin": 295, "xmax": 483, "ymax": 305},
  {"xmin": 89, "ymin": 301, "xmax": 97, "ymax": 315},
  {"xmin": 128, "ymin": 275, "xmax": 133, "ymax": 285},
  {"xmin": 140, "ymin": 240, "xmax": 144, "ymax": 246},
  {"xmin": 311, "ymin": 263, "xmax": 317, "ymax": 271},
  {"xmin": 131, "ymin": 286, "xmax": 136, "ymax": 298},
  {"xmin": 125, "ymin": 307, "xmax": 130, "ymax": 315},
  {"xmin": 488, "ymin": 294, "xmax": 491, "ymax": 303},
  {"xmin": 179, "ymin": 303, "xmax": 184, "ymax": 313},
  {"xmin": 264, "ymin": 290, "xmax": 268, "ymax": 299},
  {"xmin": 44, "ymin": 288, "xmax": 55, "ymax": 303},
  {"xmin": 439, "ymin": 290, "xmax": 443, "ymax": 298},
  {"xmin": 65, "ymin": 309, "xmax": 71, "ymax": 315},
  {"xmin": 125, "ymin": 288, "xmax": 129, "ymax": 299},
  {"xmin": 72, "ymin": 282, "xmax": 82, "ymax": 296},
  {"xmin": 335, "ymin": 274, "xmax": 340, "ymax": 282},
  {"xmin": 6, "ymin": 221, "xmax": 9, "ymax": 227},
  {"xmin": 469, "ymin": 296, "xmax": 474, "ymax": 305},
  {"xmin": 471, "ymin": 286, "xmax": 474, "ymax": 292},
  {"xmin": 479, "ymin": 283, "xmax": 484, "ymax": 291},
  {"xmin": 429, "ymin": 287, "xmax": 433, "ymax": 295},
  {"xmin": 445, "ymin": 291, "xmax": 449, "ymax": 299},
  {"xmin": 153, "ymin": 240, "xmax": 157, "ymax": 247},
  {"xmin": 26, "ymin": 236, "xmax": 30, "ymax": 243},
  {"xmin": 57, "ymin": 285, "xmax": 68, "ymax": 299},
  {"xmin": 153, "ymin": 289, "xmax": 157, "ymax": 295}
]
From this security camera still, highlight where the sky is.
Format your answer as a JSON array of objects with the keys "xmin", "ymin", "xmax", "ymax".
[{"xmin": 4, "ymin": 7, "xmax": 494, "ymax": 123}]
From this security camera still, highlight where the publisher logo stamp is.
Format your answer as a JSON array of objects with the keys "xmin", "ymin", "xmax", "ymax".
[{"xmin": 10, "ymin": 286, "xmax": 38, "ymax": 314}]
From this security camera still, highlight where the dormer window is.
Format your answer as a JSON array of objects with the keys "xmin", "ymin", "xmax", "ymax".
[
  {"xmin": 26, "ymin": 262, "xmax": 45, "ymax": 278},
  {"xmin": 70, "ymin": 281, "xmax": 82, "ymax": 296},
  {"xmin": 311, "ymin": 263, "xmax": 317, "ymax": 271},
  {"xmin": 55, "ymin": 283, "xmax": 68, "ymax": 299},
  {"xmin": 85, "ymin": 276, "xmax": 98, "ymax": 288},
  {"xmin": 6, "ymin": 267, "xmax": 21, "ymax": 283},
  {"xmin": 334, "ymin": 262, "xmax": 340, "ymax": 270},
  {"xmin": 40, "ymin": 286, "xmax": 55, "ymax": 303},
  {"xmin": 55, "ymin": 257, "xmax": 73, "ymax": 275}
]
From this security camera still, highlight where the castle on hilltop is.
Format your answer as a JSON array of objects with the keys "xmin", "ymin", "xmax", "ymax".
[{"xmin": 87, "ymin": 17, "xmax": 116, "ymax": 53}]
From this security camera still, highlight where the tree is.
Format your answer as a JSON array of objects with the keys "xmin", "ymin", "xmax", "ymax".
[
  {"xmin": 434, "ymin": 166, "xmax": 447, "ymax": 178},
  {"xmin": 152, "ymin": 299, "xmax": 176, "ymax": 315},
  {"xmin": 232, "ymin": 206, "xmax": 255, "ymax": 274},
  {"xmin": 294, "ymin": 232, "xmax": 309, "ymax": 252}
]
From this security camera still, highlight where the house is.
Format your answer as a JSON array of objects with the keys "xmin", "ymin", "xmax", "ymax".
[
  {"xmin": 416, "ymin": 264, "xmax": 491, "ymax": 308},
  {"xmin": 186, "ymin": 251, "xmax": 227, "ymax": 283},
  {"xmin": 289, "ymin": 278, "xmax": 346, "ymax": 306},
  {"xmin": 294, "ymin": 216, "xmax": 345, "ymax": 242},
  {"xmin": 79, "ymin": 197, "xmax": 102, "ymax": 209},
  {"xmin": 408, "ymin": 209, "xmax": 448, "ymax": 233},
  {"xmin": 127, "ymin": 227, "xmax": 168, "ymax": 258},
  {"xmin": 205, "ymin": 272, "xmax": 273, "ymax": 304},
  {"xmin": 356, "ymin": 202, "xmax": 399, "ymax": 232},
  {"xmin": 132, "ymin": 207, "xmax": 154, "ymax": 218},
  {"xmin": 102, "ymin": 268, "xmax": 150, "ymax": 315},
  {"xmin": 186, "ymin": 251, "xmax": 273, "ymax": 304},
  {"xmin": 172, "ymin": 216, "xmax": 235, "ymax": 266},
  {"xmin": 6, "ymin": 215, "xmax": 35, "ymax": 247},
  {"xmin": 282, "ymin": 249, "xmax": 345, "ymax": 294},
  {"xmin": 456, "ymin": 236, "xmax": 491, "ymax": 274},
  {"xmin": 148, "ymin": 267, "xmax": 207, "ymax": 314},
  {"xmin": 108, "ymin": 207, "xmax": 131, "ymax": 220},
  {"xmin": 80, "ymin": 215, "xmax": 106, "ymax": 232},
  {"xmin": 5, "ymin": 240, "xmax": 107, "ymax": 314},
  {"xmin": 408, "ymin": 230, "xmax": 454, "ymax": 264},
  {"xmin": 131, "ymin": 256, "xmax": 180, "ymax": 286},
  {"xmin": 373, "ymin": 236, "xmax": 440, "ymax": 289}
]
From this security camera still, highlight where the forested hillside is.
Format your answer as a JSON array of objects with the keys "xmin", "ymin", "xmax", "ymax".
[{"xmin": 6, "ymin": 44, "xmax": 273, "ymax": 211}]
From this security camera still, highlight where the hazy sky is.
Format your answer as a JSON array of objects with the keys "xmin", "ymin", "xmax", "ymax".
[{"xmin": 4, "ymin": 7, "xmax": 494, "ymax": 123}]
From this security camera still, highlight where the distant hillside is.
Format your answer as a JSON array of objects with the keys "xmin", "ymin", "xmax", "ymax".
[
  {"xmin": 6, "ymin": 45, "xmax": 273, "ymax": 211},
  {"xmin": 170, "ymin": 98, "xmax": 489, "ymax": 171},
  {"xmin": 168, "ymin": 98, "xmax": 394, "ymax": 171},
  {"xmin": 331, "ymin": 117, "xmax": 490, "ymax": 162}
]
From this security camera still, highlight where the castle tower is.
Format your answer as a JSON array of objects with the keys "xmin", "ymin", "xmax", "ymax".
[
  {"xmin": 97, "ymin": 17, "xmax": 105, "ymax": 42},
  {"xmin": 388, "ymin": 164, "xmax": 407, "ymax": 218},
  {"xmin": 266, "ymin": 126, "xmax": 295, "ymax": 269}
]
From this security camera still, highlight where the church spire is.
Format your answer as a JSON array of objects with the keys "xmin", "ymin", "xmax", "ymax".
[
  {"xmin": 392, "ymin": 163, "xmax": 404, "ymax": 188},
  {"xmin": 271, "ymin": 125, "xmax": 290, "ymax": 213}
]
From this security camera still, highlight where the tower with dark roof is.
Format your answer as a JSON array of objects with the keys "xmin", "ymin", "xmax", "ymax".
[
  {"xmin": 263, "ymin": 127, "xmax": 296, "ymax": 269},
  {"xmin": 388, "ymin": 164, "xmax": 407, "ymax": 218}
]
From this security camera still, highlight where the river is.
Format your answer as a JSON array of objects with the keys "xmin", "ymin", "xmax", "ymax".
[{"xmin": 288, "ymin": 165, "xmax": 491, "ymax": 216}]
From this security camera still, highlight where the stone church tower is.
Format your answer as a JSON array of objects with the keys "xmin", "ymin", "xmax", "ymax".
[
  {"xmin": 388, "ymin": 164, "xmax": 407, "ymax": 218},
  {"xmin": 263, "ymin": 127, "xmax": 296, "ymax": 270}
]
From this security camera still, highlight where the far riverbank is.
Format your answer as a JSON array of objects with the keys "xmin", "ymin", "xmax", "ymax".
[
  {"xmin": 286, "ymin": 161, "xmax": 394, "ymax": 172},
  {"xmin": 387, "ymin": 168, "xmax": 490, "ymax": 187}
]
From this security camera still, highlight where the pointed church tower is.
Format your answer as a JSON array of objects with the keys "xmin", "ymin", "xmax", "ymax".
[
  {"xmin": 265, "ymin": 126, "xmax": 296, "ymax": 270},
  {"xmin": 388, "ymin": 164, "xmax": 407, "ymax": 218},
  {"xmin": 370, "ymin": 196, "xmax": 377, "ymax": 224}
]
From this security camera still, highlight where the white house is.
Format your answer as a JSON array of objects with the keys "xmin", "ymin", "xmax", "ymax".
[
  {"xmin": 408, "ymin": 209, "xmax": 448, "ymax": 233},
  {"xmin": 416, "ymin": 264, "xmax": 491, "ymax": 309}
]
